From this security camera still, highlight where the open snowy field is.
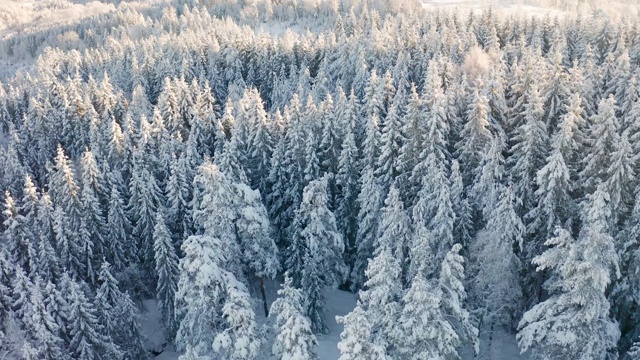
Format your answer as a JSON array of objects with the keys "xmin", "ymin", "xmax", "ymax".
[
  {"xmin": 421, "ymin": 0, "xmax": 640, "ymax": 17},
  {"xmin": 421, "ymin": 0, "xmax": 565, "ymax": 17}
]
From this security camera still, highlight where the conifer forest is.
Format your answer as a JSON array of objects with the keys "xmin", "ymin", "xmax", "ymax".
[{"xmin": 3, "ymin": 0, "xmax": 640, "ymax": 359}]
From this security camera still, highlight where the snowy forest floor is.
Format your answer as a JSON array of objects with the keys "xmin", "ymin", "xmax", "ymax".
[{"xmin": 140, "ymin": 282, "xmax": 523, "ymax": 360}]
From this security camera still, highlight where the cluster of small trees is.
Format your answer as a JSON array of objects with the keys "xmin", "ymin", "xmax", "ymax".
[{"xmin": 2, "ymin": 0, "xmax": 640, "ymax": 359}]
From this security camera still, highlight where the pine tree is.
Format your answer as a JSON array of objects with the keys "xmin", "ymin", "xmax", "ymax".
[{"xmin": 270, "ymin": 276, "xmax": 318, "ymax": 360}]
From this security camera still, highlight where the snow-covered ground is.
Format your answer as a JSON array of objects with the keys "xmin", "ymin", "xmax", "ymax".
[
  {"xmin": 421, "ymin": 0, "xmax": 640, "ymax": 18},
  {"xmin": 420, "ymin": 0, "xmax": 566, "ymax": 17}
]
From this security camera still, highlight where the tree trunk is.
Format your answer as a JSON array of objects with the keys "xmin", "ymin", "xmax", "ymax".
[{"xmin": 260, "ymin": 276, "xmax": 269, "ymax": 317}]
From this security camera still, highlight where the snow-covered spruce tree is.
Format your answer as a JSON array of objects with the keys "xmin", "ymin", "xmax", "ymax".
[
  {"xmin": 602, "ymin": 131, "xmax": 635, "ymax": 229},
  {"xmin": 395, "ymin": 271, "xmax": 462, "ymax": 359},
  {"xmin": 507, "ymin": 81, "xmax": 549, "ymax": 213},
  {"xmin": 165, "ymin": 153, "xmax": 192, "ymax": 242},
  {"xmin": 456, "ymin": 83, "xmax": 492, "ymax": 186},
  {"xmin": 401, "ymin": 84, "xmax": 426, "ymax": 201},
  {"xmin": 106, "ymin": 169, "xmax": 130, "ymax": 270},
  {"xmin": 522, "ymin": 91, "xmax": 585, "ymax": 307},
  {"xmin": 21, "ymin": 277, "xmax": 67, "ymax": 360},
  {"xmin": 318, "ymin": 94, "xmax": 339, "ymax": 176},
  {"xmin": 128, "ymin": 145, "xmax": 162, "ymax": 271},
  {"xmin": 95, "ymin": 261, "xmax": 122, "ymax": 341},
  {"xmin": 0, "ymin": 247, "xmax": 13, "ymax": 333},
  {"xmin": 287, "ymin": 175, "xmax": 347, "ymax": 333},
  {"xmin": 517, "ymin": 187, "xmax": 621, "ymax": 359},
  {"xmin": 302, "ymin": 130, "xmax": 320, "ymax": 189},
  {"xmin": 336, "ymin": 117, "xmax": 360, "ymax": 267},
  {"xmin": 613, "ymin": 187, "xmax": 640, "ymax": 350},
  {"xmin": 376, "ymin": 103, "xmax": 405, "ymax": 195},
  {"xmin": 376, "ymin": 185, "xmax": 411, "ymax": 281},
  {"xmin": 267, "ymin": 96, "xmax": 306, "ymax": 248},
  {"xmin": 470, "ymin": 185, "xmax": 524, "ymax": 339},
  {"xmin": 232, "ymin": 181, "xmax": 279, "ymax": 315},
  {"xmin": 79, "ymin": 149, "xmax": 108, "ymax": 260},
  {"xmin": 67, "ymin": 278, "xmax": 122, "ymax": 360},
  {"xmin": 3, "ymin": 191, "xmax": 33, "ymax": 274},
  {"xmin": 153, "ymin": 209, "xmax": 179, "ymax": 339},
  {"xmin": 270, "ymin": 275, "xmax": 318, "ymax": 360},
  {"xmin": 450, "ymin": 160, "xmax": 474, "ymax": 248},
  {"xmin": 336, "ymin": 304, "xmax": 387, "ymax": 360},
  {"xmin": 243, "ymin": 88, "xmax": 273, "ymax": 195},
  {"xmin": 471, "ymin": 135, "xmax": 505, "ymax": 221},
  {"xmin": 34, "ymin": 191, "xmax": 60, "ymax": 281},
  {"xmin": 48, "ymin": 145, "xmax": 96, "ymax": 282},
  {"xmin": 350, "ymin": 166, "xmax": 383, "ymax": 291},
  {"xmin": 357, "ymin": 242, "xmax": 402, "ymax": 357},
  {"xmin": 408, "ymin": 77, "xmax": 450, "ymax": 201},
  {"xmin": 580, "ymin": 95, "xmax": 620, "ymax": 194},
  {"xmin": 212, "ymin": 276, "xmax": 263, "ymax": 360},
  {"xmin": 112, "ymin": 291, "xmax": 147, "ymax": 360},
  {"xmin": 174, "ymin": 233, "xmax": 229, "ymax": 356},
  {"xmin": 528, "ymin": 92, "xmax": 584, "ymax": 241},
  {"xmin": 437, "ymin": 244, "xmax": 479, "ymax": 356},
  {"xmin": 411, "ymin": 153, "xmax": 455, "ymax": 263},
  {"xmin": 175, "ymin": 162, "xmax": 262, "ymax": 359}
]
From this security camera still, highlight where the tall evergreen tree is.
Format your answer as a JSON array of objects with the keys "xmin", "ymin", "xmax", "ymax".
[
  {"xmin": 287, "ymin": 176, "xmax": 347, "ymax": 333},
  {"xmin": 153, "ymin": 210, "xmax": 179, "ymax": 338},
  {"xmin": 518, "ymin": 187, "xmax": 621, "ymax": 359},
  {"xmin": 270, "ymin": 276, "xmax": 318, "ymax": 360}
]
